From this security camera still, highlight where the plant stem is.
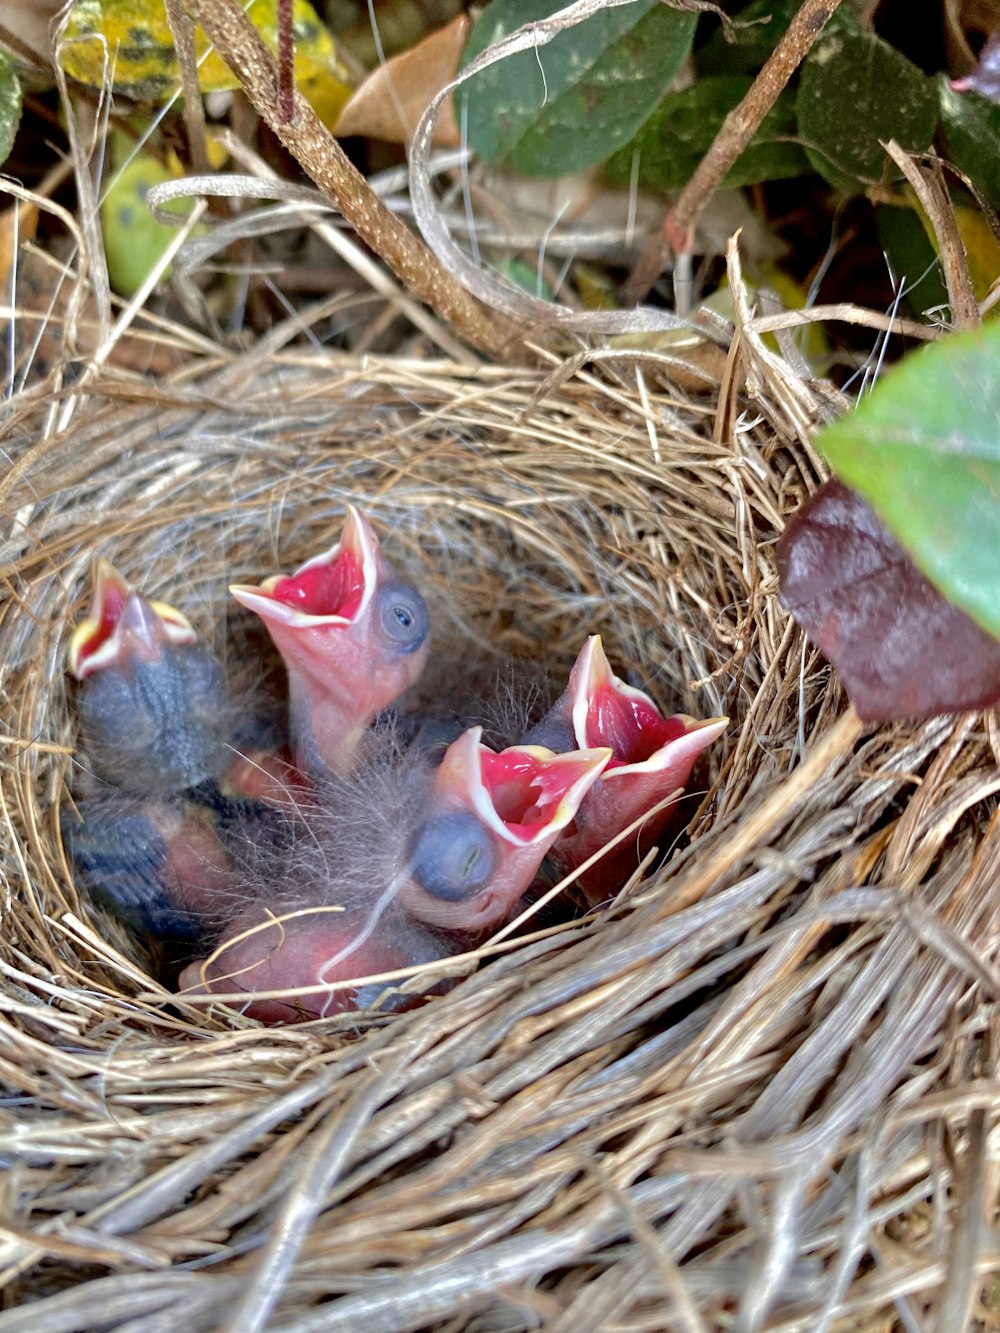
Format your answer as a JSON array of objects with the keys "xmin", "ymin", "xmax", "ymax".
[
  {"xmin": 184, "ymin": 0, "xmax": 525, "ymax": 360},
  {"xmin": 626, "ymin": 0, "xmax": 845, "ymax": 305}
]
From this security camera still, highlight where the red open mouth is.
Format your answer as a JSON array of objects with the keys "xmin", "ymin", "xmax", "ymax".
[
  {"xmin": 437, "ymin": 728, "xmax": 612, "ymax": 846},
  {"xmin": 584, "ymin": 681, "xmax": 691, "ymax": 769},
  {"xmin": 267, "ymin": 547, "xmax": 366, "ymax": 621},
  {"xmin": 230, "ymin": 507, "xmax": 378, "ymax": 629}
]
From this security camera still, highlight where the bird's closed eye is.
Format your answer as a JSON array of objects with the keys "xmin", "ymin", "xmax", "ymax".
[{"xmin": 409, "ymin": 811, "xmax": 495, "ymax": 902}]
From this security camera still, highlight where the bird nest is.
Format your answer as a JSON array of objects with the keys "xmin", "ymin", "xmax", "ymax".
[{"xmin": 2, "ymin": 316, "xmax": 999, "ymax": 1331}]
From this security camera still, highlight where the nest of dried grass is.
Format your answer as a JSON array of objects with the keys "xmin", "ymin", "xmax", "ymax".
[{"xmin": 2, "ymin": 281, "xmax": 999, "ymax": 1332}]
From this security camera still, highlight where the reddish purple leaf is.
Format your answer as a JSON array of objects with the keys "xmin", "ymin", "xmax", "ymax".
[
  {"xmin": 777, "ymin": 480, "xmax": 1000, "ymax": 722},
  {"xmin": 951, "ymin": 30, "xmax": 1000, "ymax": 104}
]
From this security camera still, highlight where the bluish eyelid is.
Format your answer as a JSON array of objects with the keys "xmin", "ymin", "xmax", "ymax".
[{"xmin": 410, "ymin": 811, "xmax": 495, "ymax": 901}]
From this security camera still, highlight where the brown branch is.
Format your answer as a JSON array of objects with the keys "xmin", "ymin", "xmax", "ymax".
[
  {"xmin": 183, "ymin": 0, "xmax": 525, "ymax": 359},
  {"xmin": 883, "ymin": 140, "xmax": 979, "ymax": 331},
  {"xmin": 163, "ymin": 0, "xmax": 211, "ymax": 178},
  {"xmin": 626, "ymin": 0, "xmax": 844, "ymax": 305}
]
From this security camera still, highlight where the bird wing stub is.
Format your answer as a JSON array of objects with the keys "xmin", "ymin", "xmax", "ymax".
[{"xmin": 229, "ymin": 506, "xmax": 430, "ymax": 777}]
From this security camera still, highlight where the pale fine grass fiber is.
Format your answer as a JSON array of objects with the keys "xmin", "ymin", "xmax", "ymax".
[{"xmin": 2, "ymin": 265, "xmax": 1000, "ymax": 1332}]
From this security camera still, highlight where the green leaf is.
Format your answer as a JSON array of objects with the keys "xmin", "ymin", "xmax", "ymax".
[
  {"xmin": 100, "ymin": 134, "xmax": 200, "ymax": 296},
  {"xmin": 696, "ymin": 0, "xmax": 800, "ymax": 77},
  {"xmin": 874, "ymin": 204, "xmax": 947, "ymax": 320},
  {"xmin": 605, "ymin": 75, "xmax": 810, "ymax": 191},
  {"xmin": 796, "ymin": 16, "xmax": 937, "ymax": 195},
  {"xmin": 938, "ymin": 79, "xmax": 1000, "ymax": 214},
  {"xmin": 461, "ymin": 0, "xmax": 696, "ymax": 177},
  {"xmin": 0, "ymin": 53, "xmax": 22, "ymax": 167},
  {"xmin": 816, "ymin": 323, "xmax": 1000, "ymax": 642}
]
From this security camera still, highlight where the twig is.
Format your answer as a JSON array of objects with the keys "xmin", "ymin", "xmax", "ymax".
[
  {"xmin": 183, "ymin": 0, "xmax": 525, "ymax": 359},
  {"xmin": 882, "ymin": 140, "xmax": 979, "ymax": 331},
  {"xmin": 163, "ymin": 0, "xmax": 211, "ymax": 178},
  {"xmin": 626, "ymin": 0, "xmax": 844, "ymax": 305}
]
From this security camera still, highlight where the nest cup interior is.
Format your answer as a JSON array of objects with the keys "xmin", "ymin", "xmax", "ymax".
[
  {"xmin": 4, "ymin": 360, "xmax": 996, "ymax": 1328},
  {"xmin": 21, "ymin": 370, "xmax": 746, "ymax": 1010}
]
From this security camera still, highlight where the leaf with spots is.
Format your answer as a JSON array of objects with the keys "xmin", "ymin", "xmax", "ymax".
[
  {"xmin": 100, "ymin": 132, "xmax": 202, "ymax": 296},
  {"xmin": 59, "ymin": 0, "xmax": 353, "ymax": 127},
  {"xmin": 0, "ymin": 53, "xmax": 22, "ymax": 168},
  {"xmin": 460, "ymin": 0, "xmax": 696, "ymax": 177},
  {"xmin": 796, "ymin": 13, "xmax": 938, "ymax": 195},
  {"xmin": 605, "ymin": 75, "xmax": 810, "ymax": 192}
]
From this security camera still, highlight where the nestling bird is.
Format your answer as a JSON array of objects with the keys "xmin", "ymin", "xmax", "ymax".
[
  {"xmin": 69, "ymin": 560, "xmax": 231, "ymax": 796},
  {"xmin": 525, "ymin": 636, "xmax": 727, "ymax": 901},
  {"xmin": 177, "ymin": 722, "xmax": 611, "ymax": 1020},
  {"xmin": 64, "ymin": 539, "xmax": 724, "ymax": 1026},
  {"xmin": 65, "ymin": 560, "xmax": 307, "ymax": 944},
  {"xmin": 230, "ymin": 506, "xmax": 430, "ymax": 778},
  {"xmin": 396, "ymin": 724, "xmax": 612, "ymax": 933}
]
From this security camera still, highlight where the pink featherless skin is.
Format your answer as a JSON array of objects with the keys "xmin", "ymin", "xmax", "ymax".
[
  {"xmin": 177, "ymin": 903, "xmax": 449, "ymax": 1024},
  {"xmin": 230, "ymin": 507, "xmax": 430, "ymax": 778},
  {"xmin": 176, "ymin": 726, "xmax": 612, "ymax": 1022},
  {"xmin": 525, "ymin": 637, "xmax": 727, "ymax": 902}
]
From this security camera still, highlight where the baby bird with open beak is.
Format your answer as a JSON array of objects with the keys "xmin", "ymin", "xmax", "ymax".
[
  {"xmin": 178, "ymin": 723, "xmax": 611, "ymax": 1021},
  {"xmin": 525, "ymin": 636, "xmax": 727, "ymax": 901},
  {"xmin": 63, "ymin": 561, "xmax": 300, "ymax": 942},
  {"xmin": 230, "ymin": 507, "xmax": 430, "ymax": 778},
  {"xmin": 68, "ymin": 560, "xmax": 230, "ymax": 796}
]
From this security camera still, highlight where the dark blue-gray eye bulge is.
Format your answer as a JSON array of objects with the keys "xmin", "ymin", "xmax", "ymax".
[
  {"xmin": 376, "ymin": 581, "xmax": 429, "ymax": 655},
  {"xmin": 410, "ymin": 812, "xmax": 495, "ymax": 901}
]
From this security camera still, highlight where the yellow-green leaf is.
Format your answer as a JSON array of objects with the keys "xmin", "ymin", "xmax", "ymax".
[
  {"xmin": 100, "ymin": 133, "xmax": 197, "ymax": 295},
  {"xmin": 60, "ymin": 0, "xmax": 353, "ymax": 127}
]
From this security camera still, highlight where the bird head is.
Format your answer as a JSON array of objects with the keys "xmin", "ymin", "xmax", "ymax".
[
  {"xmin": 399, "ymin": 726, "xmax": 611, "ymax": 933},
  {"xmin": 69, "ymin": 563, "xmax": 230, "ymax": 795},
  {"xmin": 229, "ymin": 506, "xmax": 430, "ymax": 775},
  {"xmin": 539, "ymin": 636, "xmax": 728, "ymax": 893}
]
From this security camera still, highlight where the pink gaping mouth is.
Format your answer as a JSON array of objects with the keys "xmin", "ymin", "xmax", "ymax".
[
  {"xmin": 230, "ymin": 506, "xmax": 378, "ymax": 629},
  {"xmin": 583, "ymin": 681, "xmax": 691, "ymax": 769},
  {"xmin": 568, "ymin": 636, "xmax": 724, "ymax": 776},
  {"xmin": 266, "ymin": 547, "xmax": 366, "ymax": 621},
  {"xmin": 437, "ymin": 727, "xmax": 611, "ymax": 845}
]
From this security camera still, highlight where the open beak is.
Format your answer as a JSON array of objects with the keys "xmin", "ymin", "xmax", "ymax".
[
  {"xmin": 569, "ymin": 635, "xmax": 728, "ymax": 783},
  {"xmin": 399, "ymin": 726, "xmax": 611, "ymax": 933},
  {"xmin": 70, "ymin": 566, "xmax": 230, "ymax": 797},
  {"xmin": 68, "ymin": 560, "xmax": 195, "ymax": 680},
  {"xmin": 555, "ymin": 635, "xmax": 727, "ymax": 895},
  {"xmin": 229, "ymin": 505, "xmax": 378, "ymax": 636},
  {"xmin": 230, "ymin": 506, "xmax": 429, "ymax": 776}
]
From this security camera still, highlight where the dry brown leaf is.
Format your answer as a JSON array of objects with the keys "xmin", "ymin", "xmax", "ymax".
[
  {"xmin": 0, "ymin": 199, "xmax": 37, "ymax": 286},
  {"xmin": 334, "ymin": 14, "xmax": 467, "ymax": 146},
  {"xmin": 0, "ymin": 0, "xmax": 62, "ymax": 63}
]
